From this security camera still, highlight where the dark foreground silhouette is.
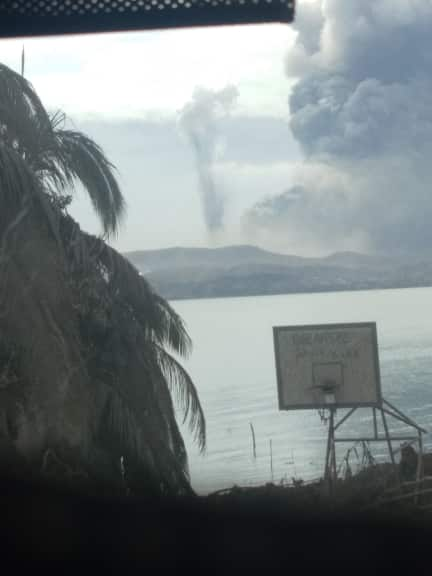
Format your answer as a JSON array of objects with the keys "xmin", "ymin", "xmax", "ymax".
[{"xmin": 0, "ymin": 472, "xmax": 429, "ymax": 575}]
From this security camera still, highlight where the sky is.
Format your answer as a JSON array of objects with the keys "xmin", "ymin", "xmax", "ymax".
[{"xmin": 1, "ymin": 0, "xmax": 432, "ymax": 257}]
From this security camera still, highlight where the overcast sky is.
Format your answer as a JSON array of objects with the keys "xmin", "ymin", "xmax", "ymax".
[{"xmin": 1, "ymin": 0, "xmax": 432, "ymax": 257}]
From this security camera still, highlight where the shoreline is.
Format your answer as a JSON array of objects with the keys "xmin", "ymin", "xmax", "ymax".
[{"xmin": 168, "ymin": 283, "xmax": 432, "ymax": 304}]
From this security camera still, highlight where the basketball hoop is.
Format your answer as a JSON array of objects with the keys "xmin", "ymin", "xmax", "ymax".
[
  {"xmin": 273, "ymin": 322, "xmax": 428, "ymax": 489},
  {"xmin": 309, "ymin": 377, "xmax": 342, "ymax": 411},
  {"xmin": 312, "ymin": 380, "xmax": 340, "ymax": 405}
]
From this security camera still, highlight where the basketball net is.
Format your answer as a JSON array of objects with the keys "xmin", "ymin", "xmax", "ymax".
[{"xmin": 315, "ymin": 380, "xmax": 338, "ymax": 424}]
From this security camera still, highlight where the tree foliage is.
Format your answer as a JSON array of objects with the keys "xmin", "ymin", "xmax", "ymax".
[{"xmin": 0, "ymin": 63, "xmax": 205, "ymax": 496}]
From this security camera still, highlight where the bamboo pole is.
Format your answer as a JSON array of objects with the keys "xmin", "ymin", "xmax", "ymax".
[
  {"xmin": 377, "ymin": 486, "xmax": 432, "ymax": 506},
  {"xmin": 383, "ymin": 476, "xmax": 432, "ymax": 495}
]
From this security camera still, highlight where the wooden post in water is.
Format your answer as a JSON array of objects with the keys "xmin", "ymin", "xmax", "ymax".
[
  {"xmin": 249, "ymin": 422, "xmax": 257, "ymax": 460},
  {"xmin": 270, "ymin": 439, "xmax": 274, "ymax": 482}
]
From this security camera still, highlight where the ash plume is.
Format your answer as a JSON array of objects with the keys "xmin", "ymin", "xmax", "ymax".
[
  {"xmin": 247, "ymin": 1, "xmax": 432, "ymax": 256},
  {"xmin": 180, "ymin": 85, "xmax": 238, "ymax": 233}
]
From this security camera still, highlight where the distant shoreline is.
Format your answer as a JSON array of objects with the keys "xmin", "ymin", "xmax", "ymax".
[{"xmin": 167, "ymin": 282, "xmax": 432, "ymax": 304}]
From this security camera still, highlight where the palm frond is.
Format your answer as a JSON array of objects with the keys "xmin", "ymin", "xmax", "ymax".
[
  {"xmin": 76, "ymin": 229, "xmax": 192, "ymax": 356},
  {"xmin": 0, "ymin": 141, "xmax": 36, "ymax": 210},
  {"xmin": 0, "ymin": 143, "xmax": 65, "ymax": 250},
  {"xmin": 97, "ymin": 383, "xmax": 142, "ymax": 458},
  {"xmin": 68, "ymin": 224, "xmax": 205, "ymax": 453},
  {"xmin": 0, "ymin": 63, "xmax": 125, "ymax": 237},
  {"xmin": 153, "ymin": 344, "xmax": 206, "ymax": 453},
  {"xmin": 50, "ymin": 110, "xmax": 67, "ymax": 131},
  {"xmin": 94, "ymin": 378, "xmax": 191, "ymax": 495},
  {"xmin": 0, "ymin": 61, "xmax": 202, "ymax": 495},
  {"xmin": 0, "ymin": 63, "xmax": 52, "ymax": 161},
  {"xmin": 136, "ymin": 345, "xmax": 190, "ymax": 475},
  {"xmin": 152, "ymin": 293, "xmax": 192, "ymax": 358},
  {"xmin": 50, "ymin": 130, "xmax": 126, "ymax": 237}
]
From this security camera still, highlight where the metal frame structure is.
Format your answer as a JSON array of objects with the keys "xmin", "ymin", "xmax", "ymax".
[
  {"xmin": 273, "ymin": 321, "xmax": 428, "ymax": 488},
  {"xmin": 324, "ymin": 398, "xmax": 427, "ymax": 485}
]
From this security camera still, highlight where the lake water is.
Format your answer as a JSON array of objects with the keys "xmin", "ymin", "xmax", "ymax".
[{"xmin": 173, "ymin": 287, "xmax": 432, "ymax": 495}]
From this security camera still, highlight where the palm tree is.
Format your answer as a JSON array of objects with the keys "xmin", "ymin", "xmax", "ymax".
[
  {"xmin": 0, "ymin": 62, "xmax": 125, "ymax": 236},
  {"xmin": 0, "ymin": 62, "xmax": 205, "ymax": 496}
]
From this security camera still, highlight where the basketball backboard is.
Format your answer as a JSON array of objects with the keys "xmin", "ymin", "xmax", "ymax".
[{"xmin": 273, "ymin": 322, "xmax": 382, "ymax": 410}]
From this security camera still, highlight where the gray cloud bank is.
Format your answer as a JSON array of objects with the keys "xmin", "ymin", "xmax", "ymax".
[{"xmin": 246, "ymin": 0, "xmax": 432, "ymax": 256}]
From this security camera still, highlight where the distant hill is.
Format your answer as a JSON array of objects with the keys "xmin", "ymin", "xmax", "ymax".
[
  {"xmin": 123, "ymin": 245, "xmax": 432, "ymax": 301},
  {"xmin": 125, "ymin": 245, "xmax": 307, "ymax": 273}
]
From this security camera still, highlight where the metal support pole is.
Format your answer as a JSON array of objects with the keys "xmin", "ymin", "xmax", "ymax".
[
  {"xmin": 317, "ymin": 398, "xmax": 425, "ymax": 495},
  {"xmin": 324, "ymin": 407, "xmax": 337, "ymax": 495},
  {"xmin": 331, "ymin": 412, "xmax": 337, "ymax": 482},
  {"xmin": 324, "ymin": 409, "xmax": 333, "ymax": 481},
  {"xmin": 334, "ymin": 435, "xmax": 418, "ymax": 443},
  {"xmin": 334, "ymin": 407, "xmax": 357, "ymax": 431},
  {"xmin": 383, "ymin": 399, "xmax": 428, "ymax": 433},
  {"xmin": 381, "ymin": 407, "xmax": 415, "ymax": 430},
  {"xmin": 329, "ymin": 408, "xmax": 337, "ymax": 483},
  {"xmin": 418, "ymin": 432, "xmax": 424, "ymax": 480},
  {"xmin": 373, "ymin": 408, "xmax": 378, "ymax": 439},
  {"xmin": 416, "ymin": 430, "xmax": 424, "ymax": 482},
  {"xmin": 415, "ymin": 431, "xmax": 424, "ymax": 505},
  {"xmin": 380, "ymin": 407, "xmax": 395, "ymax": 466}
]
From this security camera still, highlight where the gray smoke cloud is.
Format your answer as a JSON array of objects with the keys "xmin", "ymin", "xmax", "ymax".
[
  {"xmin": 246, "ymin": 0, "xmax": 432, "ymax": 256},
  {"xmin": 180, "ymin": 85, "xmax": 238, "ymax": 233}
]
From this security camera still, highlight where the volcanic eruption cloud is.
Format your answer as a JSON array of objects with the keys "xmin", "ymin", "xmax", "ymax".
[
  {"xmin": 246, "ymin": 1, "xmax": 432, "ymax": 256},
  {"xmin": 180, "ymin": 85, "xmax": 238, "ymax": 235}
]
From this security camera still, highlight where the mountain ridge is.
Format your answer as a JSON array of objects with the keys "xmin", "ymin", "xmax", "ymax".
[{"xmin": 123, "ymin": 245, "xmax": 430, "ymax": 301}]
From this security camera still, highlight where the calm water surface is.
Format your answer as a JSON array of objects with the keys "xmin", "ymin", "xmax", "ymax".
[{"xmin": 173, "ymin": 287, "xmax": 432, "ymax": 495}]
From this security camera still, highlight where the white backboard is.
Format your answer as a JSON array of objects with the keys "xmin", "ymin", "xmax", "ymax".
[{"xmin": 273, "ymin": 322, "xmax": 382, "ymax": 410}]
